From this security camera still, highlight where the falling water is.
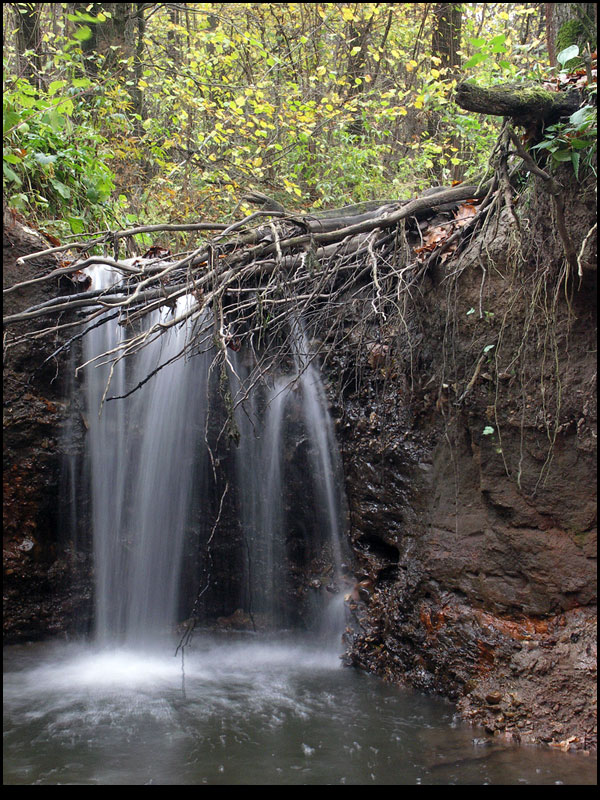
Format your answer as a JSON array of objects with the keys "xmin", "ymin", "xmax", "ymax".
[
  {"xmin": 79, "ymin": 268, "xmax": 347, "ymax": 645},
  {"xmin": 82, "ymin": 266, "xmax": 210, "ymax": 645},
  {"xmin": 232, "ymin": 319, "xmax": 347, "ymax": 637}
]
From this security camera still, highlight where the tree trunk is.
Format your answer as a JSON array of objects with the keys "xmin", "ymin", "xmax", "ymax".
[
  {"xmin": 432, "ymin": 3, "xmax": 462, "ymax": 70},
  {"xmin": 13, "ymin": 3, "xmax": 44, "ymax": 88},
  {"xmin": 430, "ymin": 3, "xmax": 462, "ymax": 180},
  {"xmin": 545, "ymin": 3, "xmax": 597, "ymax": 65}
]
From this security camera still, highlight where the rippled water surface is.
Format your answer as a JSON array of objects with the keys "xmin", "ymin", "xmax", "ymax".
[{"xmin": 4, "ymin": 637, "xmax": 596, "ymax": 785}]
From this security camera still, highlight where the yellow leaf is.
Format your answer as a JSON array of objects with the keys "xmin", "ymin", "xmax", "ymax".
[
  {"xmin": 430, "ymin": 69, "xmax": 440, "ymax": 79},
  {"xmin": 342, "ymin": 8, "xmax": 355, "ymax": 21}
]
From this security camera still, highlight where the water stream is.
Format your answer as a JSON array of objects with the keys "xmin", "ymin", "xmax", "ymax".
[{"xmin": 4, "ymin": 638, "xmax": 596, "ymax": 785}]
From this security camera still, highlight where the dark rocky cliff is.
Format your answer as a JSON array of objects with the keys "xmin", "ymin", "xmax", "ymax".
[{"xmin": 3, "ymin": 205, "xmax": 92, "ymax": 640}]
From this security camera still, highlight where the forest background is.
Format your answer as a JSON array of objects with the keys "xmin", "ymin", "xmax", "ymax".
[{"xmin": 2, "ymin": 3, "xmax": 597, "ymax": 245}]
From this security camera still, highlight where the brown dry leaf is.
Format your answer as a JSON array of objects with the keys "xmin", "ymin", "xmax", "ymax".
[
  {"xmin": 40, "ymin": 231, "xmax": 61, "ymax": 247},
  {"xmin": 142, "ymin": 244, "xmax": 171, "ymax": 259},
  {"xmin": 439, "ymin": 242, "xmax": 457, "ymax": 263},
  {"xmin": 419, "ymin": 225, "xmax": 448, "ymax": 250},
  {"xmin": 454, "ymin": 202, "xmax": 478, "ymax": 226},
  {"xmin": 367, "ymin": 342, "xmax": 389, "ymax": 368}
]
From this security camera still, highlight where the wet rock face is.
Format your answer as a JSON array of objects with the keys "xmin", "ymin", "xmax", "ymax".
[
  {"xmin": 325, "ymin": 171, "xmax": 597, "ymax": 751},
  {"xmin": 3, "ymin": 205, "xmax": 92, "ymax": 641}
]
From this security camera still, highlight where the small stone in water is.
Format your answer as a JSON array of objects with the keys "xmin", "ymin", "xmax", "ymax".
[{"xmin": 486, "ymin": 691, "xmax": 502, "ymax": 705}]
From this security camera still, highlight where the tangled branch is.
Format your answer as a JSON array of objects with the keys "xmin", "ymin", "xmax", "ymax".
[{"xmin": 4, "ymin": 183, "xmax": 493, "ymax": 376}]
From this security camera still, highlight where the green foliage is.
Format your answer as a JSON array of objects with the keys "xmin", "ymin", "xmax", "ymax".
[
  {"xmin": 463, "ymin": 33, "xmax": 510, "ymax": 72},
  {"xmin": 3, "ymin": 71, "xmax": 117, "ymax": 233},
  {"xmin": 532, "ymin": 105, "xmax": 597, "ymax": 179},
  {"xmin": 1, "ymin": 3, "xmax": 558, "ymax": 228}
]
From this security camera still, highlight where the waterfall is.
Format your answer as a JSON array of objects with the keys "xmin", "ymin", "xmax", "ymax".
[
  {"xmin": 76, "ymin": 268, "xmax": 347, "ymax": 646},
  {"xmin": 232, "ymin": 320, "xmax": 347, "ymax": 637},
  {"xmin": 82, "ymin": 266, "xmax": 210, "ymax": 645}
]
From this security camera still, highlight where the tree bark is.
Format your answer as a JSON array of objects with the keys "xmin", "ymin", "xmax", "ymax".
[
  {"xmin": 455, "ymin": 82, "xmax": 580, "ymax": 123},
  {"xmin": 13, "ymin": 3, "xmax": 44, "ymax": 88},
  {"xmin": 432, "ymin": 3, "xmax": 462, "ymax": 70}
]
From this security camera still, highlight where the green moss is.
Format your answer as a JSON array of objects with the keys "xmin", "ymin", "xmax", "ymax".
[
  {"xmin": 556, "ymin": 18, "xmax": 584, "ymax": 53},
  {"xmin": 556, "ymin": 14, "xmax": 596, "ymax": 70},
  {"xmin": 512, "ymin": 86, "xmax": 557, "ymax": 103}
]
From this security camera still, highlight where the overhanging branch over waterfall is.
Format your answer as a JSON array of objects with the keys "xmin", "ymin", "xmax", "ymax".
[{"xmin": 4, "ymin": 181, "xmax": 494, "ymax": 378}]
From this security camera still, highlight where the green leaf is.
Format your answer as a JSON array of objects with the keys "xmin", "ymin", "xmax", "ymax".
[
  {"xmin": 48, "ymin": 80, "xmax": 68, "ymax": 96},
  {"xmin": 3, "ymin": 162, "xmax": 22, "ymax": 185},
  {"xmin": 569, "ymin": 105, "xmax": 594, "ymax": 127},
  {"xmin": 17, "ymin": 93, "xmax": 36, "ymax": 109},
  {"xmin": 50, "ymin": 178, "xmax": 71, "ymax": 199},
  {"xmin": 463, "ymin": 53, "xmax": 489, "ymax": 68},
  {"xmin": 73, "ymin": 25, "xmax": 93, "ymax": 42},
  {"xmin": 482, "ymin": 426, "xmax": 495, "ymax": 436},
  {"xmin": 531, "ymin": 139, "xmax": 556, "ymax": 151},
  {"xmin": 483, "ymin": 344, "xmax": 495, "ymax": 353},
  {"xmin": 34, "ymin": 152, "xmax": 58, "ymax": 165},
  {"xmin": 67, "ymin": 216, "xmax": 86, "ymax": 234},
  {"xmin": 552, "ymin": 149, "xmax": 573, "ymax": 162},
  {"xmin": 3, "ymin": 110, "xmax": 22, "ymax": 134},
  {"xmin": 556, "ymin": 45, "xmax": 579, "ymax": 66},
  {"xmin": 43, "ymin": 108, "xmax": 65, "ymax": 132},
  {"xmin": 571, "ymin": 150, "xmax": 580, "ymax": 179},
  {"xmin": 569, "ymin": 138, "xmax": 594, "ymax": 150}
]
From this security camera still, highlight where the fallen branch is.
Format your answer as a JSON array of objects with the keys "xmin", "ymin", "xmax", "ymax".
[{"xmin": 455, "ymin": 82, "xmax": 580, "ymax": 124}]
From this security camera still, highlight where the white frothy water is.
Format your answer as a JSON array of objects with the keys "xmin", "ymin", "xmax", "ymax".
[
  {"xmin": 232, "ymin": 319, "xmax": 348, "ymax": 637},
  {"xmin": 82, "ymin": 266, "xmax": 210, "ymax": 645}
]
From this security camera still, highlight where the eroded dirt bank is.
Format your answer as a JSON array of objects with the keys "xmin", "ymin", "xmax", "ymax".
[
  {"xmin": 3, "ymin": 204, "xmax": 93, "ymax": 641},
  {"xmin": 329, "ymin": 169, "xmax": 596, "ymax": 752}
]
